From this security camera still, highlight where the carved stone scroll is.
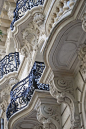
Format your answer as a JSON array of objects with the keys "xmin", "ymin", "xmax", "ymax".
[
  {"xmin": 48, "ymin": 71, "xmax": 81, "ymax": 129},
  {"xmin": 35, "ymin": 99, "xmax": 61, "ymax": 129}
]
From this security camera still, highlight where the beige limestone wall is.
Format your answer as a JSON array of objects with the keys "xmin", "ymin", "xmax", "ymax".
[{"xmin": 61, "ymin": 103, "xmax": 71, "ymax": 129}]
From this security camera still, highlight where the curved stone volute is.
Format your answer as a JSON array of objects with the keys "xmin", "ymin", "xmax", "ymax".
[{"xmin": 48, "ymin": 72, "xmax": 81, "ymax": 129}]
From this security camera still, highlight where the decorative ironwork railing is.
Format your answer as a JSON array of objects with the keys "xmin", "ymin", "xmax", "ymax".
[
  {"xmin": 0, "ymin": 52, "xmax": 20, "ymax": 79},
  {"xmin": 6, "ymin": 62, "xmax": 49, "ymax": 120},
  {"xmin": 11, "ymin": 0, "xmax": 45, "ymax": 30}
]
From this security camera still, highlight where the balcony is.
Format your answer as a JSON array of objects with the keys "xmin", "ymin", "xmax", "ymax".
[
  {"xmin": 11, "ymin": 0, "xmax": 45, "ymax": 30},
  {"xmin": 6, "ymin": 62, "xmax": 49, "ymax": 120},
  {"xmin": 0, "ymin": 52, "xmax": 20, "ymax": 79}
]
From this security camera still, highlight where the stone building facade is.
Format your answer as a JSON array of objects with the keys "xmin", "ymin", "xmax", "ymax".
[{"xmin": 0, "ymin": 0, "xmax": 86, "ymax": 129}]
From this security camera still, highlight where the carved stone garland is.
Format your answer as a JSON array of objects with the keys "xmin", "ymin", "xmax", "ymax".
[{"xmin": 48, "ymin": 71, "xmax": 81, "ymax": 129}]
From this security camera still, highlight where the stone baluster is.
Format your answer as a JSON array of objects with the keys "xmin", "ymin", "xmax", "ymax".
[{"xmin": 58, "ymin": 2, "xmax": 63, "ymax": 17}]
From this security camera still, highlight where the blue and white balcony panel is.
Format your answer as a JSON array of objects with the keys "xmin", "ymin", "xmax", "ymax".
[{"xmin": 6, "ymin": 62, "xmax": 49, "ymax": 120}]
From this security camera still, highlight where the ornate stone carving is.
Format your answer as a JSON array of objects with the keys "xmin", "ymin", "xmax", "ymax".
[
  {"xmin": 48, "ymin": 72, "xmax": 81, "ymax": 129},
  {"xmin": 23, "ymin": 23, "xmax": 40, "ymax": 47},
  {"xmin": 21, "ymin": 22, "xmax": 40, "ymax": 58},
  {"xmin": 33, "ymin": 13, "xmax": 44, "ymax": 26},
  {"xmin": 36, "ymin": 104, "xmax": 61, "ymax": 129},
  {"xmin": 82, "ymin": 11, "xmax": 86, "ymax": 32},
  {"xmin": 78, "ymin": 44, "xmax": 86, "ymax": 73},
  {"xmin": 13, "ymin": 9, "xmax": 45, "ymax": 60},
  {"xmin": 8, "ymin": 77, "xmax": 19, "ymax": 87},
  {"xmin": 7, "ymin": 7, "xmax": 14, "ymax": 21}
]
